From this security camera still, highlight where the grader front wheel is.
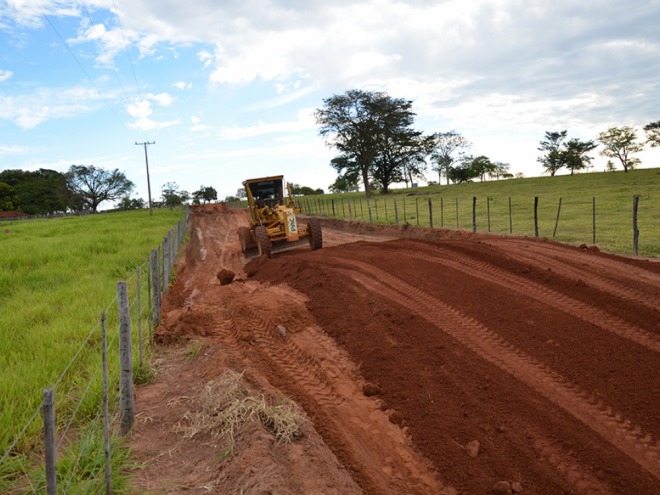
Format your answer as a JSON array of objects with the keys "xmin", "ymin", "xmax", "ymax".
[
  {"xmin": 255, "ymin": 226, "xmax": 272, "ymax": 258},
  {"xmin": 308, "ymin": 218, "xmax": 323, "ymax": 251}
]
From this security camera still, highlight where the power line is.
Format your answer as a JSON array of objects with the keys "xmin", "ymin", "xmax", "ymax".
[
  {"xmin": 112, "ymin": 0, "xmax": 141, "ymax": 93},
  {"xmin": 32, "ymin": 0, "xmax": 135, "ymax": 140}
]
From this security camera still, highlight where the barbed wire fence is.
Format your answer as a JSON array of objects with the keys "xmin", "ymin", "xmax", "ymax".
[
  {"xmin": 0, "ymin": 209, "xmax": 189, "ymax": 495},
  {"xmin": 297, "ymin": 194, "xmax": 657, "ymax": 257}
]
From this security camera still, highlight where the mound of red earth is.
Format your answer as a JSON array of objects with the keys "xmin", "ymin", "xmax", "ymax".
[{"xmin": 131, "ymin": 204, "xmax": 660, "ymax": 494}]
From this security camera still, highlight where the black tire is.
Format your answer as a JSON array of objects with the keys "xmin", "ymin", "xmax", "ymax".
[
  {"xmin": 238, "ymin": 226, "xmax": 251, "ymax": 253},
  {"xmin": 255, "ymin": 226, "xmax": 272, "ymax": 258},
  {"xmin": 308, "ymin": 218, "xmax": 323, "ymax": 251}
]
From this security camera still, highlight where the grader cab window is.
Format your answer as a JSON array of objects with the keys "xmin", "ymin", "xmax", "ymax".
[{"xmin": 249, "ymin": 180, "xmax": 284, "ymax": 208}]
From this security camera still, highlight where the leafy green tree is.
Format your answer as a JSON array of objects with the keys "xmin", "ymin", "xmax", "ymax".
[
  {"xmin": 563, "ymin": 138, "xmax": 597, "ymax": 175},
  {"xmin": 290, "ymin": 184, "xmax": 324, "ymax": 195},
  {"xmin": 490, "ymin": 162, "xmax": 512, "ymax": 180},
  {"xmin": 329, "ymin": 167, "xmax": 361, "ymax": 193},
  {"xmin": 643, "ymin": 120, "xmax": 660, "ymax": 147},
  {"xmin": 469, "ymin": 155, "xmax": 497, "ymax": 182},
  {"xmin": 65, "ymin": 165, "xmax": 134, "ymax": 212},
  {"xmin": 162, "ymin": 182, "xmax": 190, "ymax": 208},
  {"xmin": 115, "ymin": 196, "xmax": 146, "ymax": 210},
  {"xmin": 0, "ymin": 168, "xmax": 68, "ymax": 214},
  {"xmin": 193, "ymin": 185, "xmax": 218, "ymax": 204},
  {"xmin": 447, "ymin": 156, "xmax": 480, "ymax": 183},
  {"xmin": 0, "ymin": 182, "xmax": 20, "ymax": 211},
  {"xmin": 537, "ymin": 131, "xmax": 568, "ymax": 176},
  {"xmin": 597, "ymin": 126, "xmax": 644, "ymax": 172},
  {"xmin": 316, "ymin": 89, "xmax": 421, "ymax": 198},
  {"xmin": 430, "ymin": 131, "xmax": 470, "ymax": 184}
]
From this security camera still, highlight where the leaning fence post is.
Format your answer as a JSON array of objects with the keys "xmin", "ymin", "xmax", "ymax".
[
  {"xmin": 162, "ymin": 237, "xmax": 170, "ymax": 291},
  {"xmin": 118, "ymin": 281, "xmax": 134, "ymax": 436},
  {"xmin": 43, "ymin": 388, "xmax": 57, "ymax": 495},
  {"xmin": 633, "ymin": 195, "xmax": 640, "ymax": 256},
  {"xmin": 553, "ymin": 197, "xmax": 562, "ymax": 238}
]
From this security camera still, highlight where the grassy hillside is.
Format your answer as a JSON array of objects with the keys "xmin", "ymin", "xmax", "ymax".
[
  {"xmin": 300, "ymin": 168, "xmax": 660, "ymax": 257},
  {"xmin": 0, "ymin": 208, "xmax": 185, "ymax": 492}
]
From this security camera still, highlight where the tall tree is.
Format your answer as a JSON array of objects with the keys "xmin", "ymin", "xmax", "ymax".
[
  {"xmin": 490, "ymin": 162, "xmax": 512, "ymax": 180},
  {"xmin": 447, "ymin": 155, "xmax": 481, "ymax": 183},
  {"xmin": 316, "ymin": 89, "xmax": 421, "ymax": 198},
  {"xmin": 597, "ymin": 126, "xmax": 644, "ymax": 172},
  {"xmin": 643, "ymin": 120, "xmax": 660, "ymax": 147},
  {"xmin": 65, "ymin": 165, "xmax": 134, "ymax": 212},
  {"xmin": 430, "ymin": 131, "xmax": 470, "ymax": 184},
  {"xmin": 537, "ymin": 130, "xmax": 568, "ymax": 176},
  {"xmin": 470, "ymin": 155, "xmax": 497, "ymax": 182},
  {"xmin": 563, "ymin": 138, "xmax": 597, "ymax": 175}
]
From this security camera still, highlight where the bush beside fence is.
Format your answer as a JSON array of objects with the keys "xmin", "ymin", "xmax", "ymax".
[{"xmin": 0, "ymin": 210, "xmax": 189, "ymax": 494}]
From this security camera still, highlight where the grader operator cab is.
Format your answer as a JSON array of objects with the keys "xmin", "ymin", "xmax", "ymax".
[{"xmin": 238, "ymin": 175, "xmax": 322, "ymax": 258}]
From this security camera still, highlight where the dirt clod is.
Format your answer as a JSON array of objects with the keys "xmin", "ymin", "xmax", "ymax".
[
  {"xmin": 216, "ymin": 268, "xmax": 235, "ymax": 285},
  {"xmin": 362, "ymin": 383, "xmax": 381, "ymax": 396},
  {"xmin": 466, "ymin": 440, "xmax": 480, "ymax": 458},
  {"xmin": 493, "ymin": 480, "xmax": 513, "ymax": 495}
]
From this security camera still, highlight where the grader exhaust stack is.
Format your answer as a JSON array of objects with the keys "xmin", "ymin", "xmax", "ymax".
[{"xmin": 238, "ymin": 175, "xmax": 322, "ymax": 258}]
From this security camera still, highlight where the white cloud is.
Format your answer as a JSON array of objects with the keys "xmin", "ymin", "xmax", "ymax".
[
  {"xmin": 173, "ymin": 81, "xmax": 192, "ymax": 90},
  {"xmin": 0, "ymin": 70, "xmax": 13, "ymax": 82},
  {"xmin": 126, "ymin": 93, "xmax": 178, "ymax": 130},
  {"xmin": 218, "ymin": 108, "xmax": 315, "ymax": 140},
  {"xmin": 0, "ymin": 86, "xmax": 102, "ymax": 129}
]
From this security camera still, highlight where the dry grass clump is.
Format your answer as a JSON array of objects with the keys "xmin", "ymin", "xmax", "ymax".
[{"xmin": 177, "ymin": 370, "xmax": 305, "ymax": 446}]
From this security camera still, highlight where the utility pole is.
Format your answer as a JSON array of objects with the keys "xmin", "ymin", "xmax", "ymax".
[{"xmin": 135, "ymin": 141, "xmax": 155, "ymax": 216}]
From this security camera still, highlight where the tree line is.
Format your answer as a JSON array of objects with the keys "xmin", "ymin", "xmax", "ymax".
[
  {"xmin": 316, "ymin": 89, "xmax": 660, "ymax": 195},
  {"xmin": 0, "ymin": 165, "xmax": 218, "ymax": 215}
]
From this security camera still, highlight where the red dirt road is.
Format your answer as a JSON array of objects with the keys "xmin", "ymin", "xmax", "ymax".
[{"xmin": 131, "ymin": 204, "xmax": 660, "ymax": 494}]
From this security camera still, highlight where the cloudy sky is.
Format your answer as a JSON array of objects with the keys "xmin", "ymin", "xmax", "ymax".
[{"xmin": 1, "ymin": 0, "xmax": 659, "ymax": 203}]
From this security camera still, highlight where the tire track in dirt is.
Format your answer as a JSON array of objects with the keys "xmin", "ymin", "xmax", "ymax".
[
  {"xmin": 491, "ymin": 244, "xmax": 660, "ymax": 313},
  {"xmin": 505, "ymin": 240, "xmax": 660, "ymax": 288},
  {"xmin": 212, "ymin": 287, "xmax": 451, "ymax": 495},
  {"xmin": 322, "ymin": 256, "xmax": 660, "ymax": 483},
  {"xmin": 401, "ymin": 246, "xmax": 660, "ymax": 353}
]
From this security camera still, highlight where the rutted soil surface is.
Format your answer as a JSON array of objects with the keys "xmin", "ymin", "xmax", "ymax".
[{"xmin": 130, "ymin": 203, "xmax": 660, "ymax": 494}]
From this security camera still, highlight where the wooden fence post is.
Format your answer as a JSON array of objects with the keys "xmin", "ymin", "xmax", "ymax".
[
  {"xmin": 331, "ymin": 199, "xmax": 336, "ymax": 217},
  {"xmin": 348, "ymin": 200, "xmax": 353, "ymax": 221},
  {"xmin": 367, "ymin": 198, "xmax": 373, "ymax": 223},
  {"xmin": 428, "ymin": 197, "xmax": 433, "ymax": 228},
  {"xmin": 472, "ymin": 197, "xmax": 477, "ymax": 232},
  {"xmin": 508, "ymin": 197, "xmax": 513, "ymax": 234},
  {"xmin": 117, "ymin": 282, "xmax": 134, "ymax": 436},
  {"xmin": 633, "ymin": 195, "xmax": 640, "ymax": 256},
  {"xmin": 592, "ymin": 197, "xmax": 596, "ymax": 245},
  {"xmin": 151, "ymin": 250, "xmax": 160, "ymax": 326},
  {"xmin": 43, "ymin": 388, "xmax": 57, "ymax": 495},
  {"xmin": 162, "ymin": 237, "xmax": 170, "ymax": 290},
  {"xmin": 101, "ymin": 312, "xmax": 111, "ymax": 495},
  {"xmin": 393, "ymin": 198, "xmax": 399, "ymax": 225},
  {"xmin": 455, "ymin": 197, "xmax": 459, "ymax": 229},
  {"xmin": 416, "ymin": 198, "xmax": 419, "ymax": 226},
  {"xmin": 341, "ymin": 199, "xmax": 345, "ymax": 218},
  {"xmin": 487, "ymin": 196, "xmax": 491, "ymax": 233},
  {"xmin": 553, "ymin": 197, "xmax": 562, "ymax": 238},
  {"xmin": 137, "ymin": 266, "xmax": 143, "ymax": 368},
  {"xmin": 534, "ymin": 196, "xmax": 539, "ymax": 237},
  {"xmin": 440, "ymin": 197, "xmax": 444, "ymax": 227}
]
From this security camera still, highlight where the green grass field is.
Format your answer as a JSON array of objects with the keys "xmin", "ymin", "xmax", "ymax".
[
  {"xmin": 0, "ymin": 207, "xmax": 185, "ymax": 493},
  {"xmin": 293, "ymin": 168, "xmax": 660, "ymax": 257}
]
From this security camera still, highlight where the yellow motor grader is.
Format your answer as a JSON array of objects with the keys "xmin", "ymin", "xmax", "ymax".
[{"xmin": 238, "ymin": 175, "xmax": 322, "ymax": 257}]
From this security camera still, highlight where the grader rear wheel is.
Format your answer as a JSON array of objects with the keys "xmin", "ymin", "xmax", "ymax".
[
  {"xmin": 255, "ymin": 226, "xmax": 272, "ymax": 258},
  {"xmin": 307, "ymin": 218, "xmax": 323, "ymax": 251}
]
